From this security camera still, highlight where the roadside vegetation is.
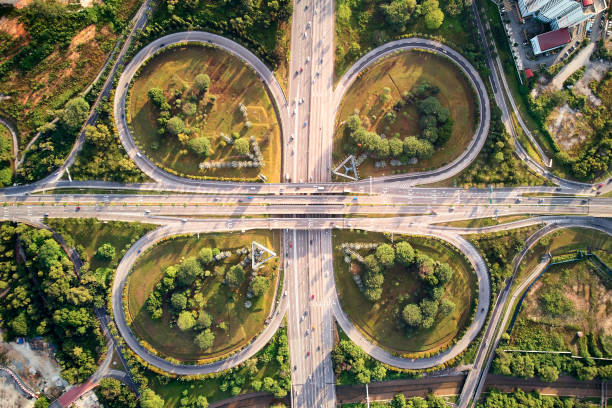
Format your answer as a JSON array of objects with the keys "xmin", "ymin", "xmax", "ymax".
[
  {"xmin": 128, "ymin": 44, "xmax": 280, "ymax": 182},
  {"xmin": 127, "ymin": 230, "xmax": 280, "ymax": 361},
  {"xmin": 132, "ymin": 0, "xmax": 292, "ymax": 91},
  {"xmin": 114, "ymin": 325, "xmax": 290, "ymax": 407},
  {"xmin": 341, "ymin": 393, "xmax": 451, "ymax": 407},
  {"xmin": 491, "ymin": 230, "xmax": 612, "ymax": 382},
  {"xmin": 0, "ymin": 0, "xmax": 143, "ymax": 182},
  {"xmin": 46, "ymin": 217, "xmax": 156, "ymax": 282},
  {"xmin": 0, "ymin": 223, "xmax": 105, "ymax": 384},
  {"xmin": 469, "ymin": 225, "xmax": 541, "ymax": 296},
  {"xmin": 0, "ymin": 122, "xmax": 14, "ymax": 186},
  {"xmin": 477, "ymin": 389, "xmax": 600, "ymax": 408},
  {"xmin": 333, "ymin": 230, "xmax": 476, "ymax": 356},
  {"xmin": 335, "ymin": 0, "xmax": 483, "ymax": 81},
  {"xmin": 96, "ymin": 378, "xmax": 139, "ymax": 408},
  {"xmin": 334, "ymin": 52, "xmax": 476, "ymax": 178},
  {"xmin": 71, "ymin": 96, "xmax": 148, "ymax": 183}
]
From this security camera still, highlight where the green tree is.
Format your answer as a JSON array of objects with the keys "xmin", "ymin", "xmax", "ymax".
[
  {"xmin": 182, "ymin": 102, "xmax": 197, "ymax": 116},
  {"xmin": 389, "ymin": 136, "xmax": 403, "ymax": 157},
  {"xmin": 166, "ymin": 116, "xmax": 186, "ymax": 136},
  {"xmin": 395, "ymin": 241, "xmax": 415, "ymax": 265},
  {"xmin": 170, "ymin": 292, "xmax": 187, "ymax": 311},
  {"xmin": 445, "ymin": 0, "xmax": 463, "ymax": 15},
  {"xmin": 439, "ymin": 299, "xmax": 455, "ymax": 316},
  {"xmin": 177, "ymin": 311, "xmax": 196, "ymax": 331},
  {"xmin": 233, "ymin": 138, "xmax": 250, "ymax": 155},
  {"xmin": 177, "ymin": 257, "xmax": 203, "ymax": 286},
  {"xmin": 424, "ymin": 8, "xmax": 444, "ymax": 29},
  {"xmin": 390, "ymin": 393, "xmax": 407, "ymax": 408},
  {"xmin": 346, "ymin": 114, "xmax": 362, "ymax": 133},
  {"xmin": 402, "ymin": 303, "xmax": 422, "ymax": 326},
  {"xmin": 375, "ymin": 243, "xmax": 395, "ymax": 268},
  {"xmin": 0, "ymin": 167, "xmax": 12, "ymax": 187},
  {"xmin": 61, "ymin": 97, "xmax": 89, "ymax": 131},
  {"xmin": 434, "ymin": 263, "xmax": 453, "ymax": 284},
  {"xmin": 34, "ymin": 397, "xmax": 50, "ymax": 408},
  {"xmin": 96, "ymin": 243, "xmax": 115, "ymax": 261},
  {"xmin": 197, "ymin": 247, "xmax": 213, "ymax": 264},
  {"xmin": 188, "ymin": 137, "xmax": 211, "ymax": 157},
  {"xmin": 538, "ymin": 365, "xmax": 559, "ymax": 382},
  {"xmin": 226, "ymin": 265, "xmax": 246, "ymax": 288},
  {"xmin": 194, "ymin": 73, "xmax": 211, "ymax": 93},
  {"xmin": 380, "ymin": 0, "xmax": 416, "ymax": 30},
  {"xmin": 250, "ymin": 276, "xmax": 269, "ymax": 296},
  {"xmin": 140, "ymin": 388, "xmax": 165, "ymax": 408},
  {"xmin": 197, "ymin": 310, "xmax": 212, "ymax": 329},
  {"xmin": 148, "ymin": 87, "xmax": 168, "ymax": 109},
  {"xmin": 195, "ymin": 329, "xmax": 215, "ymax": 350}
]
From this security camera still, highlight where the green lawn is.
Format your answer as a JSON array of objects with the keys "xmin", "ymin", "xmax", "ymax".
[
  {"xmin": 334, "ymin": 51, "xmax": 477, "ymax": 178},
  {"xmin": 129, "ymin": 44, "xmax": 280, "ymax": 182},
  {"xmin": 333, "ymin": 230, "xmax": 476, "ymax": 355},
  {"xmin": 127, "ymin": 230, "xmax": 280, "ymax": 362},
  {"xmin": 46, "ymin": 218, "xmax": 156, "ymax": 277},
  {"xmin": 335, "ymin": 0, "xmax": 475, "ymax": 82}
]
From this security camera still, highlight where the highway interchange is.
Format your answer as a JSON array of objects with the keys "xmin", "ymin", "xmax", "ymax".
[{"xmin": 1, "ymin": 0, "xmax": 611, "ymax": 407}]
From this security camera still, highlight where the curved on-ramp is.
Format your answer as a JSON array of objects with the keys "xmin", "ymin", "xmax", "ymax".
[
  {"xmin": 114, "ymin": 31, "xmax": 289, "ymax": 187},
  {"xmin": 111, "ymin": 224, "xmax": 288, "ymax": 375},
  {"xmin": 333, "ymin": 38, "xmax": 491, "ymax": 186}
]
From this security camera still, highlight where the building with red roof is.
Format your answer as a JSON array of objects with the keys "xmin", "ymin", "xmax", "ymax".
[{"xmin": 530, "ymin": 27, "xmax": 571, "ymax": 55}]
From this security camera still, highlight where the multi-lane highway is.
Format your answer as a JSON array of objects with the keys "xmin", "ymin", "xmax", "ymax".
[{"xmin": 3, "ymin": 0, "xmax": 612, "ymax": 406}]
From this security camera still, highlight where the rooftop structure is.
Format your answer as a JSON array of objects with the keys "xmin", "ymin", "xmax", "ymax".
[
  {"xmin": 530, "ymin": 27, "xmax": 571, "ymax": 54},
  {"xmin": 518, "ymin": 0, "xmax": 604, "ymax": 29}
]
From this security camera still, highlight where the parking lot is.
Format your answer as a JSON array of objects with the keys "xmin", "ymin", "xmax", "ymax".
[{"xmin": 496, "ymin": 0, "xmax": 608, "ymax": 71}]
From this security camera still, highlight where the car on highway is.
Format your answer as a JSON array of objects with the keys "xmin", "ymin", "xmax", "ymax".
[
  {"xmin": 289, "ymin": 243, "xmax": 293, "ymax": 248},
  {"xmin": 76, "ymin": 206, "xmax": 81, "ymax": 211},
  {"xmin": 311, "ymin": 294, "xmax": 315, "ymax": 300}
]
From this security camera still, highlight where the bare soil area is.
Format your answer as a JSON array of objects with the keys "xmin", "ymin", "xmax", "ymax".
[
  {"xmin": 0, "ymin": 376, "xmax": 34, "ymax": 408},
  {"xmin": 0, "ymin": 332, "xmax": 67, "ymax": 398},
  {"xmin": 0, "ymin": 17, "xmax": 27, "ymax": 38},
  {"xmin": 573, "ymin": 61, "xmax": 611, "ymax": 106},
  {"xmin": 546, "ymin": 103, "xmax": 592, "ymax": 153}
]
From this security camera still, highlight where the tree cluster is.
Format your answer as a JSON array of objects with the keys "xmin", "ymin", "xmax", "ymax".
[
  {"xmin": 96, "ymin": 378, "xmax": 139, "ymax": 408},
  {"xmin": 355, "ymin": 240, "xmax": 456, "ymax": 333},
  {"xmin": 17, "ymin": 96, "xmax": 91, "ymax": 183},
  {"xmin": 389, "ymin": 393, "xmax": 449, "ymax": 408},
  {"xmin": 332, "ymin": 339, "xmax": 388, "ymax": 384},
  {"xmin": 0, "ymin": 223, "xmax": 105, "ymax": 384},
  {"xmin": 71, "ymin": 95, "xmax": 147, "ymax": 183},
  {"xmin": 343, "ymin": 82, "xmax": 452, "ymax": 163},
  {"xmin": 457, "ymin": 105, "xmax": 543, "ymax": 187},
  {"xmin": 380, "ymin": 0, "xmax": 450, "ymax": 32},
  {"xmin": 477, "ymin": 388, "xmax": 601, "ymax": 408},
  {"xmin": 145, "ymin": 246, "xmax": 268, "ymax": 351},
  {"xmin": 146, "ymin": 71, "xmax": 214, "ymax": 158},
  {"xmin": 137, "ymin": 0, "xmax": 292, "ymax": 69}
]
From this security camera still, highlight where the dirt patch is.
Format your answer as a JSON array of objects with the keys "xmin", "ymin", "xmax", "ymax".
[
  {"xmin": 0, "ymin": 332, "xmax": 68, "ymax": 398},
  {"xmin": 71, "ymin": 390, "xmax": 102, "ymax": 408},
  {"xmin": 70, "ymin": 25, "xmax": 97, "ymax": 49},
  {"xmin": 573, "ymin": 62, "xmax": 611, "ymax": 106},
  {"xmin": 546, "ymin": 103, "xmax": 592, "ymax": 153},
  {"xmin": 0, "ymin": 17, "xmax": 27, "ymax": 39},
  {"xmin": 0, "ymin": 376, "xmax": 34, "ymax": 408}
]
